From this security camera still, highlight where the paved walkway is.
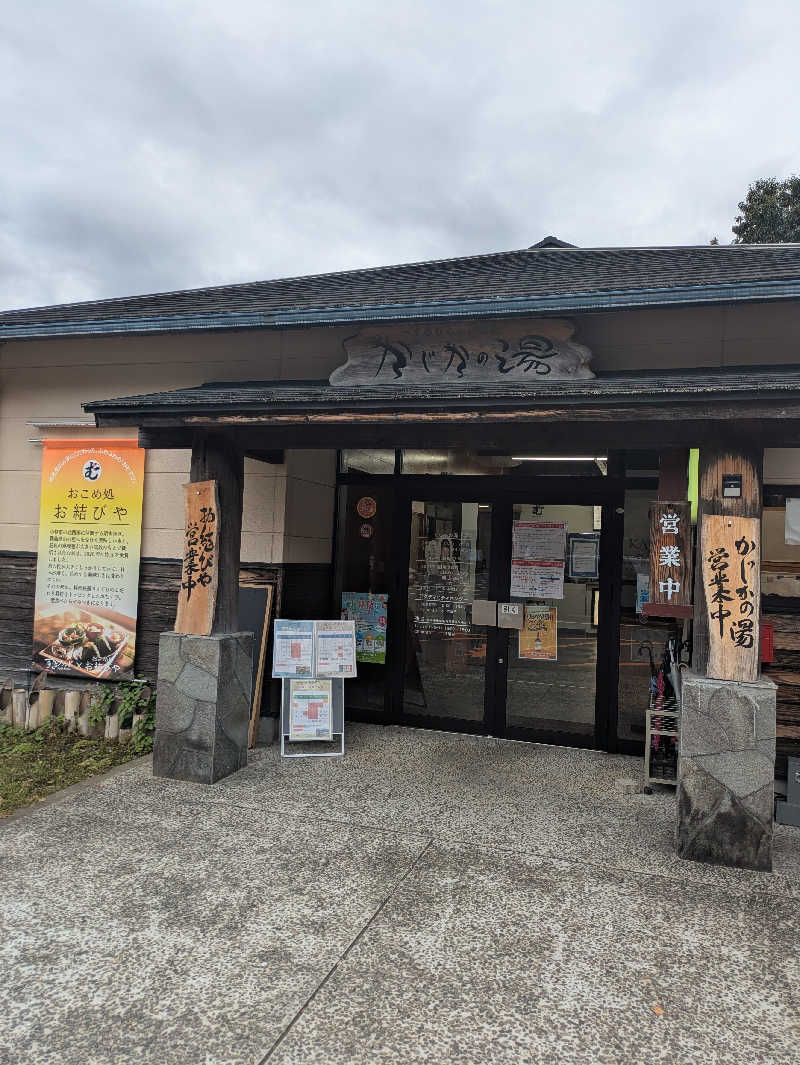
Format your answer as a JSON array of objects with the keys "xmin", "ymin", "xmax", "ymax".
[{"xmin": 1, "ymin": 725, "xmax": 799, "ymax": 1065}]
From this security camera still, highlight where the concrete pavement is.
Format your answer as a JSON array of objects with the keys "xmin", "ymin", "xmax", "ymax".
[{"xmin": 1, "ymin": 724, "xmax": 798, "ymax": 1064}]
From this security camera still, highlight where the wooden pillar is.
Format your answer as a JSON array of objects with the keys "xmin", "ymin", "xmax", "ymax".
[
  {"xmin": 692, "ymin": 442, "xmax": 763, "ymax": 675},
  {"xmin": 658, "ymin": 448, "xmax": 689, "ymax": 501},
  {"xmin": 189, "ymin": 431, "xmax": 244, "ymax": 634}
]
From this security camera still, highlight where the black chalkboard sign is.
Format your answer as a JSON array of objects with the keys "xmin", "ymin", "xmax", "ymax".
[{"xmin": 237, "ymin": 583, "xmax": 275, "ymax": 746}]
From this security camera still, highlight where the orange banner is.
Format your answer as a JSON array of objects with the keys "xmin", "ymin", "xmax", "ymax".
[{"xmin": 33, "ymin": 440, "xmax": 145, "ymax": 679}]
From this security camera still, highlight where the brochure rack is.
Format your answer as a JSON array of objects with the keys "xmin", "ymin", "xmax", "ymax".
[{"xmin": 272, "ymin": 618, "xmax": 354, "ymax": 759}]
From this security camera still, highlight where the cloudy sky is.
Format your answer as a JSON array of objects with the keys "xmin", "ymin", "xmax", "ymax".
[{"xmin": 2, "ymin": 0, "xmax": 798, "ymax": 310}]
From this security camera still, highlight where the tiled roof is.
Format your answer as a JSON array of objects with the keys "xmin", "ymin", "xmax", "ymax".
[
  {"xmin": 85, "ymin": 366, "xmax": 800, "ymax": 418},
  {"xmin": 5, "ymin": 243, "xmax": 800, "ymax": 339}
]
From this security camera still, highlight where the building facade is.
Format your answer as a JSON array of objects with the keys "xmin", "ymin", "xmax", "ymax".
[{"xmin": 3, "ymin": 240, "xmax": 800, "ymax": 867}]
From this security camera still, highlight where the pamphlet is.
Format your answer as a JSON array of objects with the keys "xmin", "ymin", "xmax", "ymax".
[
  {"xmin": 314, "ymin": 619, "xmax": 357, "ymax": 678},
  {"xmin": 289, "ymin": 678, "xmax": 332, "ymax": 741},
  {"xmin": 272, "ymin": 620, "xmax": 314, "ymax": 678}
]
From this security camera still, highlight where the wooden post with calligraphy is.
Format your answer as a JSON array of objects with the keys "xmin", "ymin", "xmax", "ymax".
[
  {"xmin": 692, "ymin": 444, "xmax": 762, "ymax": 676},
  {"xmin": 175, "ymin": 480, "xmax": 219, "ymax": 636},
  {"xmin": 701, "ymin": 514, "xmax": 760, "ymax": 682},
  {"xmin": 644, "ymin": 500, "xmax": 693, "ymax": 618}
]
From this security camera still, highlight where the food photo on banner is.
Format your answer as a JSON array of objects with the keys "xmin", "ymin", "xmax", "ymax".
[{"xmin": 32, "ymin": 440, "xmax": 145, "ymax": 679}]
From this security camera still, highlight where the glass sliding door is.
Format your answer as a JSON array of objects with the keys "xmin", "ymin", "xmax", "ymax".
[
  {"xmin": 403, "ymin": 500, "xmax": 492, "ymax": 724},
  {"xmin": 502, "ymin": 502, "xmax": 600, "ymax": 741}
]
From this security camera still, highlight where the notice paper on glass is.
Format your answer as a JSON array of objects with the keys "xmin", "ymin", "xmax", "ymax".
[
  {"xmin": 314, "ymin": 619, "xmax": 357, "ymax": 678},
  {"xmin": 289, "ymin": 678, "xmax": 333, "ymax": 741},
  {"xmin": 512, "ymin": 521, "xmax": 567, "ymax": 561},
  {"xmin": 567, "ymin": 533, "xmax": 600, "ymax": 579},
  {"xmin": 341, "ymin": 591, "xmax": 388, "ymax": 664},
  {"xmin": 519, "ymin": 605, "xmax": 558, "ymax": 661},
  {"xmin": 272, "ymin": 620, "xmax": 314, "ymax": 678},
  {"xmin": 510, "ymin": 559, "xmax": 565, "ymax": 599}
]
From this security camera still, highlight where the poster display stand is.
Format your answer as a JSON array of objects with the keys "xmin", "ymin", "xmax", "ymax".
[
  {"xmin": 280, "ymin": 676, "xmax": 345, "ymax": 758},
  {"xmin": 273, "ymin": 619, "xmax": 354, "ymax": 758}
]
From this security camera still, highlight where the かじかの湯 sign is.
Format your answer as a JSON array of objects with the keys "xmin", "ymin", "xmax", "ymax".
[
  {"xmin": 174, "ymin": 480, "xmax": 219, "ymax": 636},
  {"xmin": 701, "ymin": 514, "xmax": 760, "ymax": 682}
]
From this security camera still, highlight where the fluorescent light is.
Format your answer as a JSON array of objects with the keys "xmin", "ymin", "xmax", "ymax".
[{"xmin": 511, "ymin": 456, "xmax": 607, "ymax": 462}]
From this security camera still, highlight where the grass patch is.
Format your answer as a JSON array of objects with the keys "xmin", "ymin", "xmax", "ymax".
[{"xmin": 0, "ymin": 720, "xmax": 147, "ymax": 818}]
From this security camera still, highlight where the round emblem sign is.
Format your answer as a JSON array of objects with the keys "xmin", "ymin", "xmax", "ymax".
[
  {"xmin": 359, "ymin": 523, "xmax": 374, "ymax": 539},
  {"xmin": 356, "ymin": 496, "xmax": 377, "ymax": 519}
]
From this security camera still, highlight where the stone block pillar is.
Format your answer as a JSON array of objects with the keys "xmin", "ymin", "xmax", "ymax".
[
  {"xmin": 153, "ymin": 632, "xmax": 253, "ymax": 785},
  {"xmin": 677, "ymin": 671, "xmax": 776, "ymax": 871}
]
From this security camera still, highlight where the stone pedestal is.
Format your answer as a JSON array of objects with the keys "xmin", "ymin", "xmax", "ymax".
[
  {"xmin": 677, "ymin": 671, "xmax": 776, "ymax": 871},
  {"xmin": 153, "ymin": 632, "xmax": 253, "ymax": 785}
]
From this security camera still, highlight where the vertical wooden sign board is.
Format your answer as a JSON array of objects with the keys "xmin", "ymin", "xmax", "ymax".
[
  {"xmin": 701, "ymin": 513, "xmax": 760, "ymax": 682},
  {"xmin": 648, "ymin": 501, "xmax": 693, "ymax": 608},
  {"xmin": 174, "ymin": 480, "xmax": 220, "ymax": 636}
]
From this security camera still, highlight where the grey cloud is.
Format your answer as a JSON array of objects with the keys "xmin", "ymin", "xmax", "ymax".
[{"xmin": 2, "ymin": 0, "xmax": 799, "ymax": 311}]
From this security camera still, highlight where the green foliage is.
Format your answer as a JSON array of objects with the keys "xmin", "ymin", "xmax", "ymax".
[
  {"xmin": 0, "ymin": 716, "xmax": 143, "ymax": 817},
  {"xmin": 130, "ymin": 693, "xmax": 156, "ymax": 754},
  {"xmin": 88, "ymin": 685, "xmax": 115, "ymax": 726},
  {"xmin": 116, "ymin": 680, "xmax": 153, "ymax": 728},
  {"xmin": 732, "ymin": 176, "xmax": 800, "ymax": 244}
]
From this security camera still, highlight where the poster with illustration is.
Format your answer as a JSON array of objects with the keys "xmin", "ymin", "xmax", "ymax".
[
  {"xmin": 341, "ymin": 592, "xmax": 388, "ymax": 664},
  {"xmin": 519, "ymin": 605, "xmax": 558, "ymax": 661},
  {"xmin": 33, "ymin": 440, "xmax": 145, "ymax": 679}
]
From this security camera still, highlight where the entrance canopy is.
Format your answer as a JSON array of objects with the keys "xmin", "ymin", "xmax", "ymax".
[{"xmin": 85, "ymin": 366, "xmax": 800, "ymax": 450}]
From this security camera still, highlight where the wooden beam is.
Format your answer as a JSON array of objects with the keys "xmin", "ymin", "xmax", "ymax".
[
  {"xmin": 692, "ymin": 441, "xmax": 763, "ymax": 675},
  {"xmin": 189, "ymin": 433, "xmax": 244, "ymax": 634}
]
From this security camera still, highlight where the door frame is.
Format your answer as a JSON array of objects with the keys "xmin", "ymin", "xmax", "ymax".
[{"xmin": 380, "ymin": 475, "xmax": 626, "ymax": 751}]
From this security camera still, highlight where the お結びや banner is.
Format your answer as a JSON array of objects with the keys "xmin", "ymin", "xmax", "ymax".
[{"xmin": 33, "ymin": 440, "xmax": 145, "ymax": 679}]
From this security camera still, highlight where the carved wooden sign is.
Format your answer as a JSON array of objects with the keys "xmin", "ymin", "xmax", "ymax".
[
  {"xmin": 174, "ymin": 480, "xmax": 219, "ymax": 636},
  {"xmin": 648, "ymin": 501, "xmax": 693, "ymax": 609},
  {"xmin": 328, "ymin": 318, "xmax": 595, "ymax": 386},
  {"xmin": 701, "ymin": 513, "xmax": 760, "ymax": 682}
]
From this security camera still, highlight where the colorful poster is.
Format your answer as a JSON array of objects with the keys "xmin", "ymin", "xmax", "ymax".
[
  {"xmin": 510, "ymin": 560, "xmax": 565, "ymax": 599},
  {"xmin": 272, "ymin": 620, "xmax": 314, "ymax": 677},
  {"xmin": 33, "ymin": 439, "xmax": 145, "ymax": 678},
  {"xmin": 512, "ymin": 521, "xmax": 567, "ymax": 561},
  {"xmin": 341, "ymin": 592, "xmax": 388, "ymax": 663},
  {"xmin": 519, "ymin": 605, "xmax": 558, "ymax": 661},
  {"xmin": 289, "ymin": 678, "xmax": 333, "ymax": 741},
  {"xmin": 314, "ymin": 620, "xmax": 357, "ymax": 678}
]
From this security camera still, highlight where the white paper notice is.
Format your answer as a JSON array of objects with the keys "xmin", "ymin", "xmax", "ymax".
[
  {"xmin": 510, "ymin": 560, "xmax": 565, "ymax": 599},
  {"xmin": 512, "ymin": 521, "xmax": 567, "ymax": 561},
  {"xmin": 786, "ymin": 498, "xmax": 800, "ymax": 545},
  {"xmin": 272, "ymin": 620, "xmax": 314, "ymax": 678},
  {"xmin": 314, "ymin": 620, "xmax": 357, "ymax": 678},
  {"xmin": 289, "ymin": 678, "xmax": 332, "ymax": 741}
]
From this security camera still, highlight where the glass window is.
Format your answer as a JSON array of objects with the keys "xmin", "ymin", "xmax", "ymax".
[
  {"xmin": 505, "ymin": 502, "xmax": 598, "ymax": 738},
  {"xmin": 401, "ymin": 449, "xmax": 608, "ymax": 476},
  {"xmin": 617, "ymin": 488, "xmax": 681, "ymax": 744},
  {"xmin": 404, "ymin": 500, "xmax": 491, "ymax": 721},
  {"xmin": 333, "ymin": 484, "xmax": 393, "ymax": 712}
]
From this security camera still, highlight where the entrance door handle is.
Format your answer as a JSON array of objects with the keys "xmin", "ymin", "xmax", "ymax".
[{"xmin": 498, "ymin": 657, "xmax": 504, "ymax": 664}]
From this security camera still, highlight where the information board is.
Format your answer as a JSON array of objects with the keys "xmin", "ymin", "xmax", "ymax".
[
  {"xmin": 272, "ymin": 620, "xmax": 315, "ymax": 678},
  {"xmin": 289, "ymin": 678, "xmax": 333, "ymax": 741},
  {"xmin": 314, "ymin": 620, "xmax": 357, "ymax": 678}
]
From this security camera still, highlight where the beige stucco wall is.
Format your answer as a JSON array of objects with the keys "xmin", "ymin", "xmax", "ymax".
[
  {"xmin": 0, "ymin": 326, "xmax": 346, "ymax": 561},
  {"xmin": 2, "ymin": 301, "xmax": 800, "ymax": 561}
]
